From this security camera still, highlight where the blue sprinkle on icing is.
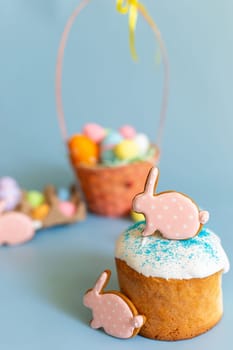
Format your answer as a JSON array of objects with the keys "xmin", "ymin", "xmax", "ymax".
[{"xmin": 115, "ymin": 222, "xmax": 230, "ymax": 279}]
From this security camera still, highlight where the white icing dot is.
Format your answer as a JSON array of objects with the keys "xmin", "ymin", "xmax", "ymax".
[
  {"xmin": 159, "ymin": 197, "xmax": 163, "ymax": 202},
  {"xmin": 112, "ymin": 324, "xmax": 116, "ymax": 328},
  {"xmin": 166, "ymin": 224, "xmax": 171, "ymax": 230},
  {"xmin": 183, "ymin": 224, "xmax": 188, "ymax": 229},
  {"xmin": 107, "ymin": 301, "xmax": 111, "ymax": 305},
  {"xmin": 157, "ymin": 214, "xmax": 162, "ymax": 220},
  {"xmin": 108, "ymin": 316, "xmax": 112, "ymax": 320},
  {"xmin": 173, "ymin": 215, "xmax": 178, "ymax": 220},
  {"xmin": 115, "ymin": 303, "xmax": 118, "ymax": 307},
  {"xmin": 149, "ymin": 223, "xmax": 154, "ymax": 227},
  {"xmin": 112, "ymin": 309, "xmax": 115, "ymax": 313},
  {"xmin": 149, "ymin": 180, "xmax": 153, "ymax": 185},
  {"xmin": 175, "ymin": 233, "xmax": 180, "ymax": 237},
  {"xmin": 163, "ymin": 205, "xmax": 169, "ymax": 210},
  {"xmin": 179, "ymin": 206, "xmax": 184, "ymax": 211},
  {"xmin": 119, "ymin": 317, "xmax": 122, "ymax": 321},
  {"xmin": 151, "ymin": 205, "xmax": 155, "ymax": 210},
  {"xmin": 189, "ymin": 215, "xmax": 194, "ymax": 220},
  {"xmin": 171, "ymin": 198, "xmax": 177, "ymax": 202}
]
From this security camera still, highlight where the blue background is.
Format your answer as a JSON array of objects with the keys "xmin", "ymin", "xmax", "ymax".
[{"xmin": 0, "ymin": 1, "xmax": 232, "ymax": 349}]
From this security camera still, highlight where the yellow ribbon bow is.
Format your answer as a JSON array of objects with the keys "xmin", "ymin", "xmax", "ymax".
[{"xmin": 116, "ymin": 0, "xmax": 141, "ymax": 60}]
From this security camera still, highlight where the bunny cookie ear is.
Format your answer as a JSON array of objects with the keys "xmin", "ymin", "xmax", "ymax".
[
  {"xmin": 144, "ymin": 167, "xmax": 159, "ymax": 195},
  {"xmin": 93, "ymin": 270, "xmax": 111, "ymax": 294}
]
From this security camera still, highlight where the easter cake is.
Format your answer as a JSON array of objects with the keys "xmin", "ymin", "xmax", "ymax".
[
  {"xmin": 68, "ymin": 123, "xmax": 159, "ymax": 217},
  {"xmin": 115, "ymin": 167, "xmax": 230, "ymax": 340}
]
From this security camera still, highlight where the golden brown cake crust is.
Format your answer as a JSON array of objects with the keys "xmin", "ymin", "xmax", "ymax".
[{"xmin": 115, "ymin": 258, "xmax": 223, "ymax": 340}]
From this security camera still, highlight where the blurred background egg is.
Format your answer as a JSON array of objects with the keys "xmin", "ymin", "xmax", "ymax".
[
  {"xmin": 119, "ymin": 125, "xmax": 136, "ymax": 139},
  {"xmin": 131, "ymin": 211, "xmax": 145, "ymax": 222},
  {"xmin": 0, "ymin": 176, "xmax": 22, "ymax": 211},
  {"xmin": 134, "ymin": 133, "xmax": 150, "ymax": 156},
  {"xmin": 114, "ymin": 139, "xmax": 139, "ymax": 160},
  {"xmin": 68, "ymin": 134, "xmax": 99, "ymax": 165},
  {"xmin": 57, "ymin": 187, "xmax": 70, "ymax": 202},
  {"xmin": 82, "ymin": 123, "xmax": 106, "ymax": 143},
  {"xmin": 26, "ymin": 191, "xmax": 45, "ymax": 208},
  {"xmin": 100, "ymin": 131, "xmax": 123, "ymax": 163}
]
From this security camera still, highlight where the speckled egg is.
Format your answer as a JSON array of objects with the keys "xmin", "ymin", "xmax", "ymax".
[
  {"xmin": 101, "ymin": 131, "xmax": 123, "ymax": 148},
  {"xmin": 82, "ymin": 123, "xmax": 106, "ymax": 143},
  {"xmin": 101, "ymin": 149, "xmax": 116, "ymax": 164},
  {"xmin": 114, "ymin": 139, "xmax": 139, "ymax": 160},
  {"xmin": 100, "ymin": 131, "xmax": 123, "ymax": 163},
  {"xmin": 68, "ymin": 134, "xmax": 99, "ymax": 165},
  {"xmin": 134, "ymin": 133, "xmax": 150, "ymax": 156},
  {"xmin": 119, "ymin": 125, "xmax": 136, "ymax": 139}
]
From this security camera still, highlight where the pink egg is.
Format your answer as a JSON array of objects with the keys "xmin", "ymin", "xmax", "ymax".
[
  {"xmin": 83, "ymin": 123, "xmax": 106, "ymax": 143},
  {"xmin": 58, "ymin": 201, "xmax": 76, "ymax": 218},
  {"xmin": 119, "ymin": 125, "xmax": 136, "ymax": 139}
]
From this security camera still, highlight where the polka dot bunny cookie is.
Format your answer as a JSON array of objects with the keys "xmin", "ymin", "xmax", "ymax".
[
  {"xmin": 0, "ymin": 200, "xmax": 35, "ymax": 245},
  {"xmin": 133, "ymin": 167, "xmax": 209, "ymax": 239},
  {"xmin": 83, "ymin": 270, "xmax": 146, "ymax": 339}
]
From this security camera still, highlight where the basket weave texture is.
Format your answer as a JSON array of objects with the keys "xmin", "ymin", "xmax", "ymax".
[{"xmin": 72, "ymin": 159, "xmax": 156, "ymax": 217}]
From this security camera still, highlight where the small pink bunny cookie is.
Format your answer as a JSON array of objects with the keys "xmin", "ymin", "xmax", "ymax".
[
  {"xmin": 0, "ymin": 200, "xmax": 35, "ymax": 245},
  {"xmin": 83, "ymin": 270, "xmax": 146, "ymax": 339},
  {"xmin": 132, "ymin": 167, "xmax": 209, "ymax": 240}
]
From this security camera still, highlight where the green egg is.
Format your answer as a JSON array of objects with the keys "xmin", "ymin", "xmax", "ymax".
[{"xmin": 27, "ymin": 190, "xmax": 45, "ymax": 208}]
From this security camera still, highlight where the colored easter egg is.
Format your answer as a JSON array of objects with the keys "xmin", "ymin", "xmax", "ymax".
[
  {"xmin": 58, "ymin": 201, "xmax": 76, "ymax": 218},
  {"xmin": 100, "ymin": 131, "xmax": 124, "ymax": 163},
  {"xmin": 101, "ymin": 131, "xmax": 123, "ymax": 149},
  {"xmin": 114, "ymin": 140, "xmax": 139, "ymax": 160},
  {"xmin": 101, "ymin": 149, "xmax": 116, "ymax": 164},
  {"xmin": 31, "ymin": 203, "xmax": 50, "ymax": 220},
  {"xmin": 82, "ymin": 123, "xmax": 106, "ymax": 143},
  {"xmin": 0, "ymin": 177, "xmax": 22, "ymax": 211},
  {"xmin": 68, "ymin": 134, "xmax": 99, "ymax": 165},
  {"xmin": 27, "ymin": 191, "xmax": 45, "ymax": 208},
  {"xmin": 131, "ymin": 211, "xmax": 145, "ymax": 222},
  {"xmin": 57, "ymin": 187, "xmax": 70, "ymax": 201},
  {"xmin": 119, "ymin": 125, "xmax": 136, "ymax": 139},
  {"xmin": 0, "ymin": 177, "xmax": 18, "ymax": 189},
  {"xmin": 134, "ymin": 133, "xmax": 150, "ymax": 156}
]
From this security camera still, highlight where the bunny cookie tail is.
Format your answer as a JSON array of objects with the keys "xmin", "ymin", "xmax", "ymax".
[
  {"xmin": 199, "ymin": 211, "xmax": 210, "ymax": 225},
  {"xmin": 132, "ymin": 315, "xmax": 145, "ymax": 329}
]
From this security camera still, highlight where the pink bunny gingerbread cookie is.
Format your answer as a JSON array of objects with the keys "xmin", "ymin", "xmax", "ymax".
[
  {"xmin": 133, "ymin": 167, "xmax": 209, "ymax": 239},
  {"xmin": 83, "ymin": 270, "xmax": 146, "ymax": 339},
  {"xmin": 0, "ymin": 200, "xmax": 35, "ymax": 245}
]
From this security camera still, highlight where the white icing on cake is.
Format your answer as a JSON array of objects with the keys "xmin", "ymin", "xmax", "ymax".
[{"xmin": 115, "ymin": 222, "xmax": 230, "ymax": 280}]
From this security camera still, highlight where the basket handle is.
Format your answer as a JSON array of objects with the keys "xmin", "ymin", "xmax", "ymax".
[{"xmin": 55, "ymin": 0, "xmax": 169, "ymax": 150}]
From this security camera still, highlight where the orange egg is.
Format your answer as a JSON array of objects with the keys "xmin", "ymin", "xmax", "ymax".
[
  {"xmin": 68, "ymin": 134, "xmax": 99, "ymax": 165},
  {"xmin": 31, "ymin": 203, "xmax": 50, "ymax": 220}
]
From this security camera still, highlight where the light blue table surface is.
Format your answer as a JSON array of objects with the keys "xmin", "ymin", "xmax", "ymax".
[{"xmin": 0, "ymin": 1, "xmax": 233, "ymax": 349}]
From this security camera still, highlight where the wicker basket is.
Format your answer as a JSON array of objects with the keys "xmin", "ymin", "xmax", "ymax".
[
  {"xmin": 56, "ymin": 1, "xmax": 169, "ymax": 217},
  {"xmin": 71, "ymin": 155, "xmax": 158, "ymax": 217}
]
